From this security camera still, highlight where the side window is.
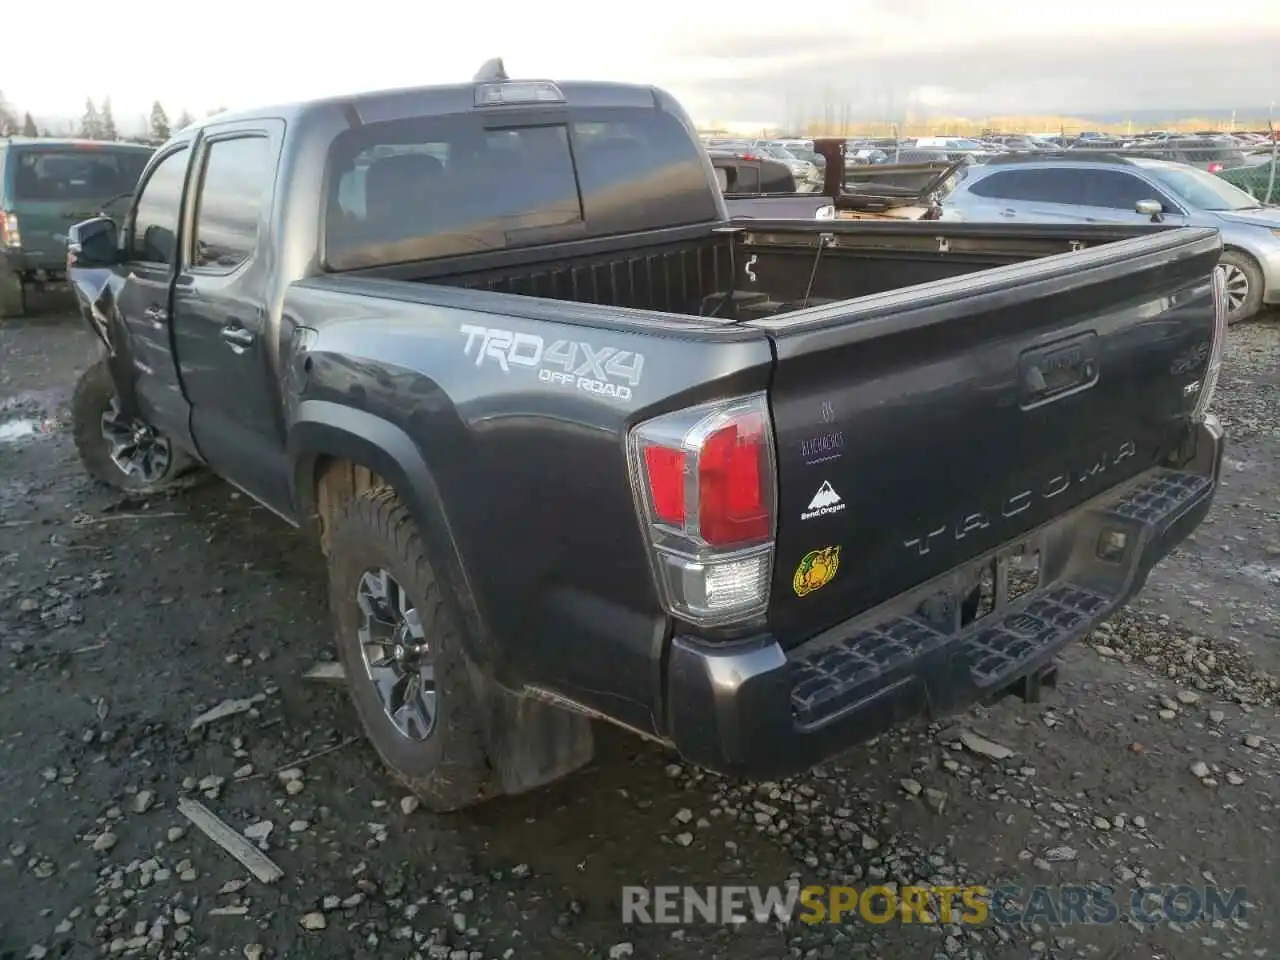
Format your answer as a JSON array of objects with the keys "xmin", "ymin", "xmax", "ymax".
[
  {"xmin": 191, "ymin": 137, "xmax": 272, "ymax": 271},
  {"xmin": 1080, "ymin": 170, "xmax": 1164, "ymax": 209},
  {"xmin": 129, "ymin": 148, "xmax": 189, "ymax": 265},
  {"xmin": 967, "ymin": 170, "xmax": 1040, "ymax": 200}
]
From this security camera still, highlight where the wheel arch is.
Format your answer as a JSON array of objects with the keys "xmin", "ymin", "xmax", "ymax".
[{"xmin": 289, "ymin": 400, "xmax": 492, "ymax": 668}]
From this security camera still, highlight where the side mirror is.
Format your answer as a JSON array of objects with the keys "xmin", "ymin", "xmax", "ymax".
[
  {"xmin": 1135, "ymin": 199, "xmax": 1164, "ymax": 222},
  {"xmin": 67, "ymin": 217, "xmax": 119, "ymax": 268}
]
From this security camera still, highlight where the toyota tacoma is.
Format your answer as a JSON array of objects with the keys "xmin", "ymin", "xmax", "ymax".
[{"xmin": 63, "ymin": 61, "xmax": 1227, "ymax": 811}]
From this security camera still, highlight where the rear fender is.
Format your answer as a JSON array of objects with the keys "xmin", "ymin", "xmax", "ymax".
[{"xmin": 289, "ymin": 401, "xmax": 494, "ymax": 672}]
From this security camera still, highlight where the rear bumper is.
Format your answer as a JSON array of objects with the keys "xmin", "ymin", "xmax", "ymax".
[
  {"xmin": 0, "ymin": 249, "xmax": 63, "ymax": 281},
  {"xmin": 664, "ymin": 416, "xmax": 1224, "ymax": 780}
]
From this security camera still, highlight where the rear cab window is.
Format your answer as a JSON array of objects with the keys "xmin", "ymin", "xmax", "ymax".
[
  {"xmin": 324, "ymin": 105, "xmax": 717, "ymax": 270},
  {"xmin": 10, "ymin": 145, "xmax": 151, "ymax": 202}
]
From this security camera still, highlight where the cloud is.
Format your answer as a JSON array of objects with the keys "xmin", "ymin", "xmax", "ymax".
[{"xmin": 673, "ymin": 26, "xmax": 1280, "ymax": 123}]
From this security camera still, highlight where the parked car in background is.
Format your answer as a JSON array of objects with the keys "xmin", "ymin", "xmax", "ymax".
[
  {"xmin": 750, "ymin": 141, "xmax": 821, "ymax": 187},
  {"xmin": 1127, "ymin": 137, "xmax": 1247, "ymax": 173},
  {"xmin": 0, "ymin": 137, "xmax": 155, "ymax": 316},
  {"xmin": 775, "ymin": 139, "xmax": 826, "ymax": 173},
  {"xmin": 941, "ymin": 153, "xmax": 1280, "ymax": 322}
]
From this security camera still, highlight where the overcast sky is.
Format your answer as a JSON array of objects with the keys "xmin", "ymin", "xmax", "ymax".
[{"xmin": 5, "ymin": 1, "xmax": 1278, "ymax": 127}]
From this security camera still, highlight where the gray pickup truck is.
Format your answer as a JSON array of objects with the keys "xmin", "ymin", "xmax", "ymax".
[{"xmin": 64, "ymin": 62, "xmax": 1227, "ymax": 811}]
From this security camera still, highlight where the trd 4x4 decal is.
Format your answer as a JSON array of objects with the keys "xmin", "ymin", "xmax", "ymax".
[{"xmin": 460, "ymin": 324, "xmax": 645, "ymax": 401}]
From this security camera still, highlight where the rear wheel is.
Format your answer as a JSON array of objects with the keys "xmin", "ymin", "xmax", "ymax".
[
  {"xmin": 325, "ymin": 486, "xmax": 496, "ymax": 812},
  {"xmin": 71, "ymin": 358, "xmax": 193, "ymax": 493},
  {"xmin": 1219, "ymin": 250, "xmax": 1264, "ymax": 324}
]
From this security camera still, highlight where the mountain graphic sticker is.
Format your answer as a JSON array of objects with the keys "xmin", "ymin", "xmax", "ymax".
[{"xmin": 801, "ymin": 480, "xmax": 846, "ymax": 520}]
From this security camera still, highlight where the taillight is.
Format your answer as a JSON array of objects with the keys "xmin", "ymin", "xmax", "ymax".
[
  {"xmin": 1208, "ymin": 161, "xmax": 1224, "ymax": 173},
  {"xmin": 628, "ymin": 393, "xmax": 776, "ymax": 627},
  {"xmin": 1192, "ymin": 266, "xmax": 1228, "ymax": 422},
  {"xmin": 0, "ymin": 212, "xmax": 19, "ymax": 249}
]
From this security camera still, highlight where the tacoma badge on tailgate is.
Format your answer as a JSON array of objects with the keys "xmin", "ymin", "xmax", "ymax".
[{"xmin": 1018, "ymin": 332, "xmax": 1099, "ymax": 409}]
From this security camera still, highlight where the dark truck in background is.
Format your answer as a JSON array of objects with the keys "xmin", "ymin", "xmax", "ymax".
[
  {"xmin": 0, "ymin": 137, "xmax": 154, "ymax": 317},
  {"xmin": 63, "ymin": 62, "xmax": 1228, "ymax": 812}
]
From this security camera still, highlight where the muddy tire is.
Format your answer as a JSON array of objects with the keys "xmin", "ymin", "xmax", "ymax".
[
  {"xmin": 71, "ymin": 358, "xmax": 193, "ymax": 494},
  {"xmin": 1219, "ymin": 249, "xmax": 1264, "ymax": 325},
  {"xmin": 0, "ymin": 272, "xmax": 24, "ymax": 319},
  {"xmin": 326, "ymin": 486, "xmax": 496, "ymax": 812}
]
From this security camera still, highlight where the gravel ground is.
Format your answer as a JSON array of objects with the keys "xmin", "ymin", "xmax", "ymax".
[{"xmin": 1, "ymin": 303, "xmax": 1277, "ymax": 960}]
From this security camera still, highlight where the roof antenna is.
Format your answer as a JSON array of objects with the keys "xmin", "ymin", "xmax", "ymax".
[{"xmin": 474, "ymin": 58, "xmax": 509, "ymax": 82}]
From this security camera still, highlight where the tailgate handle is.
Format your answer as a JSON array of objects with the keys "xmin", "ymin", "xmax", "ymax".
[{"xmin": 1017, "ymin": 333, "xmax": 1100, "ymax": 409}]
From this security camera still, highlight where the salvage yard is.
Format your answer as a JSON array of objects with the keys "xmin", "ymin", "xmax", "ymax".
[{"xmin": 1, "ymin": 307, "xmax": 1278, "ymax": 960}]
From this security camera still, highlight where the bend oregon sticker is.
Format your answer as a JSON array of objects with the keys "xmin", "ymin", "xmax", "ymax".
[{"xmin": 793, "ymin": 546, "xmax": 841, "ymax": 597}]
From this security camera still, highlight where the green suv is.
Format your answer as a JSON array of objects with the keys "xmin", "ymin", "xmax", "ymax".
[{"xmin": 1, "ymin": 138, "xmax": 154, "ymax": 317}]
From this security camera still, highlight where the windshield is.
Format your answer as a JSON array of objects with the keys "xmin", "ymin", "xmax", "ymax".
[
  {"xmin": 1144, "ymin": 164, "xmax": 1262, "ymax": 211},
  {"xmin": 12, "ymin": 147, "xmax": 152, "ymax": 202}
]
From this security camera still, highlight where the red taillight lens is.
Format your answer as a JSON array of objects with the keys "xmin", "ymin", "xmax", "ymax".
[
  {"xmin": 642, "ymin": 445, "xmax": 687, "ymax": 525},
  {"xmin": 628, "ymin": 394, "xmax": 777, "ymax": 627},
  {"xmin": 1208, "ymin": 161, "xmax": 1224, "ymax": 173},
  {"xmin": 698, "ymin": 415, "xmax": 769, "ymax": 545}
]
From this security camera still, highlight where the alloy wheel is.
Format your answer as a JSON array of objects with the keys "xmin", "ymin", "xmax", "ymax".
[
  {"xmin": 99, "ymin": 400, "xmax": 172, "ymax": 484},
  {"xmin": 355, "ymin": 568, "xmax": 437, "ymax": 741},
  {"xmin": 1221, "ymin": 263, "xmax": 1250, "ymax": 317}
]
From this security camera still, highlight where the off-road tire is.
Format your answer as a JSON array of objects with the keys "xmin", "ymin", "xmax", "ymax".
[
  {"xmin": 0, "ymin": 273, "xmax": 24, "ymax": 319},
  {"xmin": 1219, "ymin": 249, "xmax": 1264, "ymax": 325},
  {"xmin": 71, "ymin": 357, "xmax": 193, "ymax": 493},
  {"xmin": 326, "ymin": 486, "xmax": 496, "ymax": 812}
]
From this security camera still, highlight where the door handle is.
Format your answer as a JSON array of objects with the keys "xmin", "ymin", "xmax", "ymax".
[
  {"xmin": 999, "ymin": 209, "xmax": 1016, "ymax": 218},
  {"xmin": 220, "ymin": 324, "xmax": 256, "ymax": 349}
]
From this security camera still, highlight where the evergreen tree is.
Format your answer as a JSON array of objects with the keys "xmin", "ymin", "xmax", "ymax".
[
  {"xmin": 21, "ymin": 112, "xmax": 38, "ymax": 137},
  {"xmin": 80, "ymin": 97, "xmax": 104, "ymax": 139},
  {"xmin": 149, "ymin": 101, "xmax": 170, "ymax": 142},
  {"xmin": 101, "ymin": 97, "xmax": 118, "ymax": 141}
]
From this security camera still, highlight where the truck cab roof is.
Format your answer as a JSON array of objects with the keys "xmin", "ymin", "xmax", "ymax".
[{"xmin": 178, "ymin": 78, "xmax": 674, "ymax": 135}]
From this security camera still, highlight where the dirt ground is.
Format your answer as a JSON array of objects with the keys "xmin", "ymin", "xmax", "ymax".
[{"xmin": 1, "ymin": 301, "xmax": 1277, "ymax": 960}]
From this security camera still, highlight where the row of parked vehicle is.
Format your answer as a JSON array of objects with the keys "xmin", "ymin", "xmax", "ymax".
[{"xmin": 698, "ymin": 131, "xmax": 1279, "ymax": 324}]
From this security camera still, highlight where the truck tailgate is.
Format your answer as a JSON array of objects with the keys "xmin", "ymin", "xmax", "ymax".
[{"xmin": 752, "ymin": 228, "xmax": 1222, "ymax": 646}]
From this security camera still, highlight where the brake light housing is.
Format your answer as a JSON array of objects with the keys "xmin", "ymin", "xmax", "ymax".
[
  {"xmin": 1207, "ymin": 161, "xmax": 1224, "ymax": 173},
  {"xmin": 1192, "ymin": 265, "xmax": 1228, "ymax": 422},
  {"xmin": 628, "ymin": 393, "xmax": 776, "ymax": 627},
  {"xmin": 1, "ymin": 212, "xmax": 20, "ymax": 250}
]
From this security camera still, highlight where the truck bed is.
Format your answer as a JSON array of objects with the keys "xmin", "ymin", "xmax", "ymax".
[{"xmin": 344, "ymin": 220, "xmax": 1186, "ymax": 322}]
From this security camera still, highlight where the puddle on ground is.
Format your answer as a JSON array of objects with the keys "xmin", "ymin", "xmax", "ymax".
[
  {"xmin": 1239, "ymin": 562, "xmax": 1280, "ymax": 586},
  {"xmin": 0, "ymin": 418, "xmax": 58, "ymax": 443}
]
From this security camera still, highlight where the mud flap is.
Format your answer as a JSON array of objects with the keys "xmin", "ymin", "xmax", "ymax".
[
  {"xmin": 467, "ymin": 663, "xmax": 595, "ymax": 796},
  {"xmin": 0, "ymin": 268, "xmax": 24, "ymax": 319}
]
